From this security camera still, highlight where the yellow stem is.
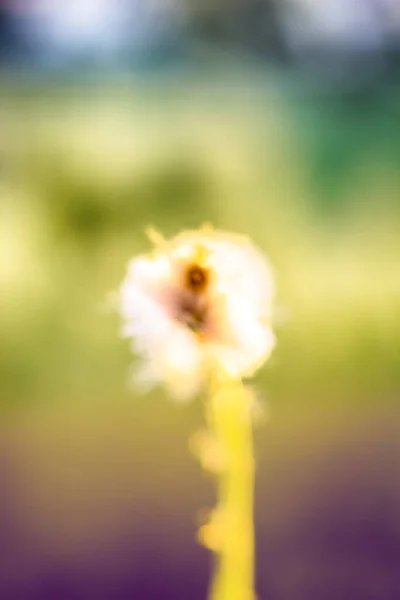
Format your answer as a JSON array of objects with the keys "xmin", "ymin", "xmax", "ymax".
[{"xmin": 205, "ymin": 381, "xmax": 256, "ymax": 600}]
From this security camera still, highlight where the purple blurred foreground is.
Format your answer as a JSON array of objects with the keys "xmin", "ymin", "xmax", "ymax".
[{"xmin": 0, "ymin": 401, "xmax": 399, "ymax": 600}]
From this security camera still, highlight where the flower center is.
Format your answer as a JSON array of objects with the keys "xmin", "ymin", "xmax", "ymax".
[
  {"xmin": 186, "ymin": 264, "xmax": 209, "ymax": 292},
  {"xmin": 177, "ymin": 263, "xmax": 210, "ymax": 334}
]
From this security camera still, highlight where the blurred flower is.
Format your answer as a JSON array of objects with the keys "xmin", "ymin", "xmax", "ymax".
[{"xmin": 120, "ymin": 227, "xmax": 275, "ymax": 400}]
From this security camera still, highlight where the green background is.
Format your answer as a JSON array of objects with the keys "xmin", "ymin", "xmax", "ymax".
[{"xmin": 1, "ymin": 69, "xmax": 399, "ymax": 598}]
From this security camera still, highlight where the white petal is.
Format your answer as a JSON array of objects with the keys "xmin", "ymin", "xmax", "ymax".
[
  {"xmin": 209, "ymin": 239, "xmax": 274, "ymax": 319},
  {"xmin": 155, "ymin": 325, "xmax": 204, "ymax": 401}
]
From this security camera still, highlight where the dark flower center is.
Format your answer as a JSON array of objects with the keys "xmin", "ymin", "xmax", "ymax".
[
  {"xmin": 186, "ymin": 264, "xmax": 209, "ymax": 292},
  {"xmin": 178, "ymin": 263, "xmax": 210, "ymax": 333}
]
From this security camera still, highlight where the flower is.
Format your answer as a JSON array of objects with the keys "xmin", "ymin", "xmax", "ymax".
[{"xmin": 119, "ymin": 227, "xmax": 275, "ymax": 400}]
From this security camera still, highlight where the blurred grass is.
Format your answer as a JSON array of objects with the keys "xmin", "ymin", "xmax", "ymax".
[{"xmin": 0, "ymin": 74, "xmax": 399, "ymax": 412}]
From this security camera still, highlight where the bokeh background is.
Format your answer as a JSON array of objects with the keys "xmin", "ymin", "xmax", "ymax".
[{"xmin": 1, "ymin": 2, "xmax": 400, "ymax": 599}]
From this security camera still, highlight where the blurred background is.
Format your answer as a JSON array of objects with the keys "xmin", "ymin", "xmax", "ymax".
[{"xmin": 1, "ymin": 1, "xmax": 400, "ymax": 599}]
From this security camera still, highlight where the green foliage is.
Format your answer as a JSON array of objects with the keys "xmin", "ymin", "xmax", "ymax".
[{"xmin": 1, "ymin": 76, "xmax": 399, "ymax": 410}]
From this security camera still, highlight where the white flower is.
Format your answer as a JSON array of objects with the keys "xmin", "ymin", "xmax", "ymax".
[{"xmin": 119, "ymin": 228, "xmax": 275, "ymax": 400}]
